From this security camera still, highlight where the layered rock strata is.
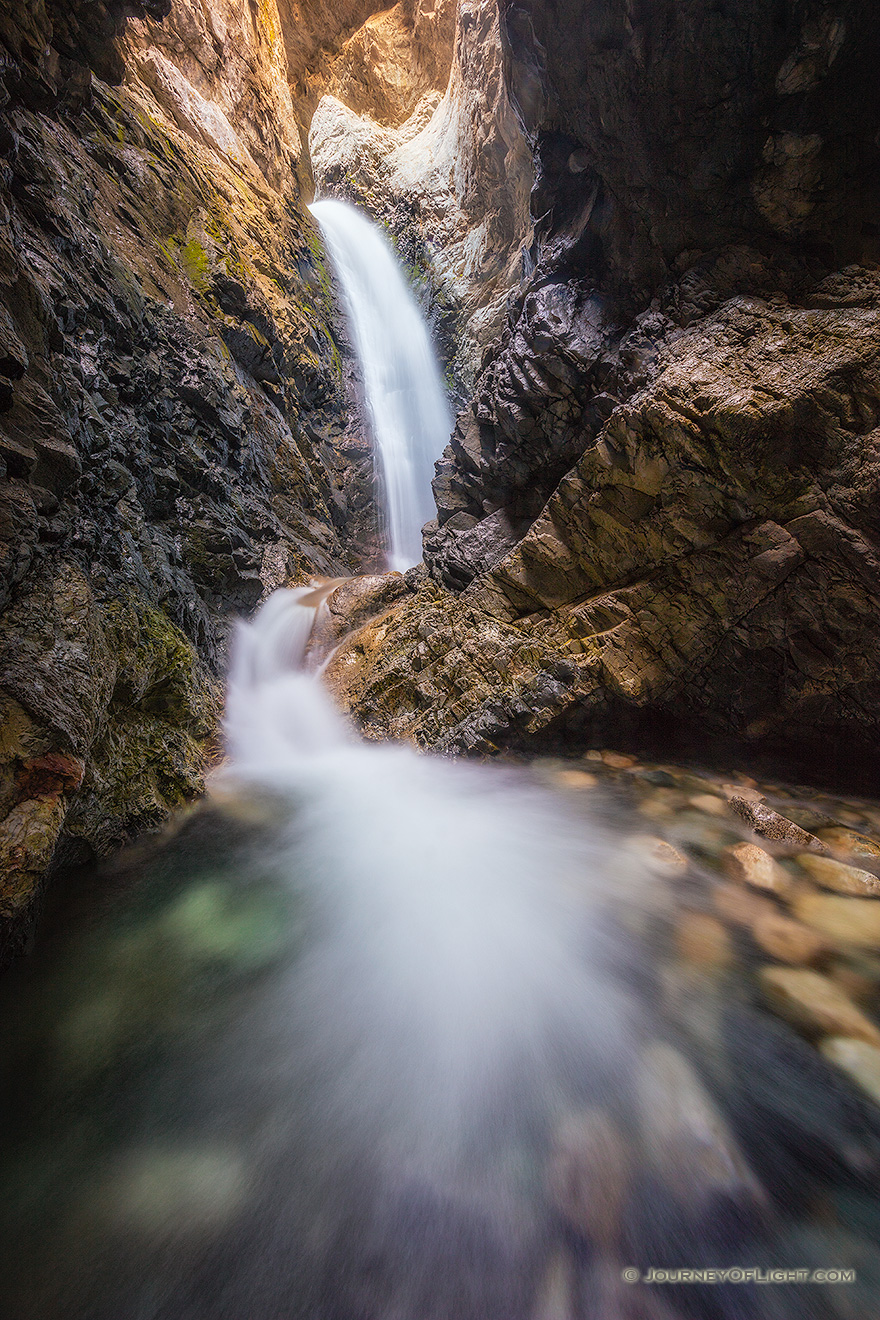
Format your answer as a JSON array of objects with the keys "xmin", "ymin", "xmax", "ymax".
[
  {"xmin": 330, "ymin": 262, "xmax": 880, "ymax": 789},
  {"xmin": 0, "ymin": 0, "xmax": 370, "ymax": 951},
  {"xmin": 327, "ymin": 0, "xmax": 880, "ymax": 785}
]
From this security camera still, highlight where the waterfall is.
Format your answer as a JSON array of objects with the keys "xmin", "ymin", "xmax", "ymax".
[{"xmin": 309, "ymin": 199, "xmax": 452, "ymax": 571}]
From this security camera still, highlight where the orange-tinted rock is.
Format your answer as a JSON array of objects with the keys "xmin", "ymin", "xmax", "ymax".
[
  {"xmin": 675, "ymin": 912, "xmax": 733, "ymax": 969},
  {"xmin": 722, "ymin": 842, "xmax": 793, "ymax": 896},
  {"xmin": 760, "ymin": 967, "xmax": 880, "ymax": 1045},
  {"xmin": 752, "ymin": 909, "xmax": 827, "ymax": 965},
  {"xmin": 792, "ymin": 892, "xmax": 880, "ymax": 948},
  {"xmin": 795, "ymin": 853, "xmax": 880, "ymax": 897}
]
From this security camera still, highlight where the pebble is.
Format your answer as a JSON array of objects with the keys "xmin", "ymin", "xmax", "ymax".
[
  {"xmin": 752, "ymin": 909, "xmax": 827, "ymax": 965},
  {"xmin": 820, "ymin": 1037, "xmax": 880, "ymax": 1108},
  {"xmin": 636, "ymin": 1042, "xmax": 766, "ymax": 1208},
  {"xmin": 600, "ymin": 750, "xmax": 638, "ymax": 769},
  {"xmin": 637, "ymin": 797, "xmax": 677, "ymax": 821},
  {"xmin": 675, "ymin": 911, "xmax": 733, "ymax": 968},
  {"xmin": 721, "ymin": 783, "xmax": 764, "ymax": 804},
  {"xmin": 629, "ymin": 836, "xmax": 689, "ymax": 876},
  {"xmin": 727, "ymin": 798, "xmax": 827, "ymax": 851},
  {"xmin": 552, "ymin": 769, "xmax": 598, "ymax": 790},
  {"xmin": 795, "ymin": 853, "xmax": 880, "ymax": 897},
  {"xmin": 722, "ymin": 842, "xmax": 793, "ymax": 896},
  {"xmin": 816, "ymin": 827, "xmax": 880, "ymax": 861},
  {"xmin": 792, "ymin": 891, "xmax": 880, "ymax": 947},
  {"xmin": 760, "ymin": 967, "xmax": 880, "ymax": 1046}
]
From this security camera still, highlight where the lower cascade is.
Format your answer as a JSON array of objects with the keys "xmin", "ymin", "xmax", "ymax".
[
  {"xmin": 308, "ymin": 200, "xmax": 452, "ymax": 572},
  {"xmin": 3, "ymin": 588, "xmax": 880, "ymax": 1319}
]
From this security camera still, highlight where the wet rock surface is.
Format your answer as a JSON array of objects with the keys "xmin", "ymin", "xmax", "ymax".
[
  {"xmin": 341, "ymin": 259, "xmax": 880, "ymax": 783},
  {"xmin": 413, "ymin": 2, "xmax": 880, "ymax": 784},
  {"xmin": 0, "ymin": 0, "xmax": 372, "ymax": 951}
]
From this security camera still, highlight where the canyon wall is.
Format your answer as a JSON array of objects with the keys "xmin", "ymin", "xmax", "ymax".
[
  {"xmin": 0, "ymin": 0, "xmax": 376, "ymax": 952},
  {"xmin": 330, "ymin": 0, "xmax": 880, "ymax": 791},
  {"xmin": 3, "ymin": 0, "xmax": 880, "ymax": 952}
]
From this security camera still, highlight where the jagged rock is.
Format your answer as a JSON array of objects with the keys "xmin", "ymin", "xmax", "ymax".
[
  {"xmin": 337, "ymin": 264, "xmax": 880, "ymax": 787},
  {"xmin": 500, "ymin": 0, "xmax": 880, "ymax": 306},
  {"xmin": 727, "ymin": 800, "xmax": 827, "ymax": 852},
  {"xmin": 0, "ymin": 0, "xmax": 370, "ymax": 950}
]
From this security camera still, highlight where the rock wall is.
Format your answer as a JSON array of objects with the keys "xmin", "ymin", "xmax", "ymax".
[
  {"xmin": 0, "ymin": 0, "xmax": 369, "ymax": 953},
  {"xmin": 330, "ymin": 2, "xmax": 880, "ymax": 791}
]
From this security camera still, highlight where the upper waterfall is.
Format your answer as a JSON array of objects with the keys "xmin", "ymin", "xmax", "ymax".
[{"xmin": 309, "ymin": 199, "xmax": 452, "ymax": 572}]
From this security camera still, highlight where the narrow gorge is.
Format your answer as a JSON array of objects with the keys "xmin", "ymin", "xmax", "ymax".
[{"xmin": 3, "ymin": 1, "xmax": 880, "ymax": 1316}]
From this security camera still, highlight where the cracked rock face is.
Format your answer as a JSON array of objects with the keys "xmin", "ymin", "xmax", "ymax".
[
  {"xmin": 0, "ymin": 0, "xmax": 372, "ymax": 952},
  {"xmin": 332, "ymin": 264, "xmax": 880, "ymax": 788},
  {"xmin": 349, "ymin": 0, "xmax": 880, "ymax": 787}
]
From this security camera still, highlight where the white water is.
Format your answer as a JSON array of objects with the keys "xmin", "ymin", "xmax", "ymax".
[
  {"xmin": 4, "ymin": 588, "xmax": 877, "ymax": 1319},
  {"xmin": 223, "ymin": 589, "xmax": 635, "ymax": 1179},
  {"xmin": 308, "ymin": 199, "xmax": 452, "ymax": 571}
]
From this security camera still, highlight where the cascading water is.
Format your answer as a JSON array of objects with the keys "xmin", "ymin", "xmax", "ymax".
[
  {"xmin": 3, "ymin": 586, "xmax": 880, "ymax": 1319},
  {"xmin": 309, "ymin": 199, "xmax": 452, "ymax": 571}
]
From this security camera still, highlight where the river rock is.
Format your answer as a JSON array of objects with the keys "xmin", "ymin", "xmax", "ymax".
[
  {"xmin": 820, "ymin": 1037, "xmax": 880, "ymax": 1109},
  {"xmin": 635, "ymin": 1041, "xmax": 765, "ymax": 1210},
  {"xmin": 792, "ymin": 892, "xmax": 880, "ymax": 948},
  {"xmin": 722, "ymin": 842, "xmax": 793, "ymax": 896},
  {"xmin": 795, "ymin": 853, "xmax": 880, "ymax": 897},
  {"xmin": 674, "ymin": 911, "xmax": 733, "ymax": 970},
  {"xmin": 713, "ymin": 881, "xmax": 780, "ymax": 929},
  {"xmin": 751, "ymin": 910, "xmax": 827, "ymax": 966},
  {"xmin": 727, "ymin": 800, "xmax": 826, "ymax": 852},
  {"xmin": 546, "ymin": 1110, "xmax": 630, "ymax": 1248},
  {"xmin": 628, "ymin": 836, "xmax": 689, "ymax": 876},
  {"xmin": 688, "ymin": 793, "xmax": 729, "ymax": 817},
  {"xmin": 760, "ymin": 967, "xmax": 880, "ymax": 1046},
  {"xmin": 817, "ymin": 827, "xmax": 880, "ymax": 862},
  {"xmin": 551, "ymin": 768, "xmax": 598, "ymax": 791}
]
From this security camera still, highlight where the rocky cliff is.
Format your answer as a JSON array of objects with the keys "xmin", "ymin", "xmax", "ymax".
[
  {"xmin": 328, "ymin": 0, "xmax": 880, "ymax": 791},
  {"xmin": 0, "ymin": 0, "xmax": 377, "ymax": 952}
]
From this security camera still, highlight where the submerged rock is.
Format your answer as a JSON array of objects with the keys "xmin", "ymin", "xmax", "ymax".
[{"xmin": 760, "ymin": 966, "xmax": 880, "ymax": 1047}]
